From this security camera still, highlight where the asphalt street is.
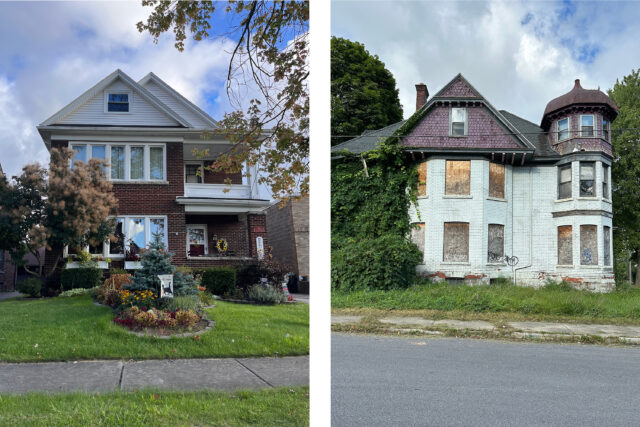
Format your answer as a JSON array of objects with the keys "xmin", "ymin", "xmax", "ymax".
[{"xmin": 332, "ymin": 333, "xmax": 640, "ymax": 427}]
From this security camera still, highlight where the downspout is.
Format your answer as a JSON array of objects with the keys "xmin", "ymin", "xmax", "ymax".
[{"xmin": 514, "ymin": 165, "xmax": 533, "ymax": 285}]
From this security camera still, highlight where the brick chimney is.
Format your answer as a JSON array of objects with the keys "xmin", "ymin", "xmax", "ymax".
[
  {"xmin": 415, "ymin": 83, "xmax": 429, "ymax": 111},
  {"xmin": 574, "ymin": 78, "xmax": 581, "ymax": 88}
]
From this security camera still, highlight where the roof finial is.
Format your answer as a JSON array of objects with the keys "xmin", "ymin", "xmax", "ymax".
[{"xmin": 574, "ymin": 79, "xmax": 581, "ymax": 88}]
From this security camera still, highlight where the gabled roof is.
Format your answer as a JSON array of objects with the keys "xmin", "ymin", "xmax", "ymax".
[
  {"xmin": 138, "ymin": 72, "xmax": 219, "ymax": 128},
  {"xmin": 39, "ymin": 69, "xmax": 192, "ymax": 127},
  {"xmin": 499, "ymin": 110, "xmax": 558, "ymax": 158},
  {"xmin": 331, "ymin": 120, "xmax": 406, "ymax": 155}
]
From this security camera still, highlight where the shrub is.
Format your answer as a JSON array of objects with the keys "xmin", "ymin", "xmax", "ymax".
[
  {"xmin": 59, "ymin": 287, "xmax": 98, "ymax": 297},
  {"xmin": 17, "ymin": 278, "xmax": 42, "ymax": 298},
  {"xmin": 331, "ymin": 234, "xmax": 422, "ymax": 291},
  {"xmin": 175, "ymin": 310, "xmax": 200, "ymax": 327},
  {"xmin": 60, "ymin": 268, "xmax": 103, "ymax": 290},
  {"xmin": 247, "ymin": 285, "xmax": 286, "ymax": 305},
  {"xmin": 202, "ymin": 267, "xmax": 236, "ymax": 296},
  {"xmin": 113, "ymin": 307, "xmax": 200, "ymax": 330},
  {"xmin": 109, "ymin": 268, "xmax": 127, "ymax": 275},
  {"xmin": 162, "ymin": 295, "xmax": 201, "ymax": 313},
  {"xmin": 42, "ymin": 269, "xmax": 63, "ymax": 297},
  {"xmin": 236, "ymin": 263, "xmax": 262, "ymax": 290},
  {"xmin": 95, "ymin": 274, "xmax": 131, "ymax": 306},
  {"xmin": 198, "ymin": 291, "xmax": 215, "ymax": 307}
]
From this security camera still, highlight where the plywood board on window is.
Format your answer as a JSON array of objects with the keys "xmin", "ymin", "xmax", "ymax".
[
  {"xmin": 443, "ymin": 222, "xmax": 469, "ymax": 262},
  {"xmin": 489, "ymin": 163, "xmax": 505, "ymax": 198},
  {"xmin": 488, "ymin": 224, "xmax": 504, "ymax": 263},
  {"xmin": 604, "ymin": 226, "xmax": 611, "ymax": 266},
  {"xmin": 417, "ymin": 162, "xmax": 427, "ymax": 197},
  {"xmin": 557, "ymin": 225, "xmax": 572, "ymax": 265},
  {"xmin": 580, "ymin": 225, "xmax": 598, "ymax": 265},
  {"xmin": 445, "ymin": 161, "xmax": 470, "ymax": 195}
]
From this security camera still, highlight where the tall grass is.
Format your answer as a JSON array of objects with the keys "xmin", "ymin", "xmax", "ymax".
[{"xmin": 332, "ymin": 281, "xmax": 640, "ymax": 321}]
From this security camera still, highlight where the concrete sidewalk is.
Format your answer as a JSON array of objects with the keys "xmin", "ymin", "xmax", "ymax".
[
  {"xmin": 332, "ymin": 315, "xmax": 640, "ymax": 344},
  {"xmin": 0, "ymin": 356, "xmax": 308, "ymax": 394}
]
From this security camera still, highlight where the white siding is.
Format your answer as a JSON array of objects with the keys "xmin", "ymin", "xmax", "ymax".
[
  {"xmin": 57, "ymin": 79, "xmax": 181, "ymax": 127},
  {"xmin": 142, "ymin": 80, "xmax": 211, "ymax": 128}
]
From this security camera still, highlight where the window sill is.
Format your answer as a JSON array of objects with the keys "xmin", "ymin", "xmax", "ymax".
[
  {"xmin": 112, "ymin": 180, "xmax": 169, "ymax": 185},
  {"xmin": 579, "ymin": 265, "xmax": 602, "ymax": 269},
  {"xmin": 448, "ymin": 135, "xmax": 468, "ymax": 138},
  {"xmin": 417, "ymin": 195, "xmax": 428, "ymax": 200},
  {"xmin": 486, "ymin": 197, "xmax": 507, "ymax": 203},
  {"xmin": 603, "ymin": 198, "xmax": 612, "ymax": 203},
  {"xmin": 440, "ymin": 262, "xmax": 471, "ymax": 266},
  {"xmin": 443, "ymin": 195, "xmax": 472, "ymax": 199},
  {"xmin": 486, "ymin": 263, "xmax": 507, "ymax": 266},
  {"xmin": 556, "ymin": 264, "xmax": 574, "ymax": 268},
  {"xmin": 577, "ymin": 197, "xmax": 598, "ymax": 201},
  {"xmin": 555, "ymin": 198, "xmax": 572, "ymax": 203}
]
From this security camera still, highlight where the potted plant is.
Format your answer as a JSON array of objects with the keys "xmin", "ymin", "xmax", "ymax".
[{"xmin": 124, "ymin": 243, "xmax": 142, "ymax": 269}]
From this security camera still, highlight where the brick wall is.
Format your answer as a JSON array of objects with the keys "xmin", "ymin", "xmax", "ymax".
[
  {"xmin": 265, "ymin": 202, "xmax": 296, "ymax": 271},
  {"xmin": 185, "ymin": 214, "xmax": 249, "ymax": 258},
  {"xmin": 248, "ymin": 214, "xmax": 268, "ymax": 259},
  {"xmin": 291, "ymin": 198, "xmax": 309, "ymax": 276}
]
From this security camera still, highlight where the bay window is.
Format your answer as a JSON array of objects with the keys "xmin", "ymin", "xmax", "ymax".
[
  {"xmin": 580, "ymin": 115, "xmax": 594, "ymax": 137},
  {"xmin": 602, "ymin": 163, "xmax": 610, "ymax": 199},
  {"xmin": 602, "ymin": 119, "xmax": 610, "ymax": 141},
  {"xmin": 68, "ymin": 143, "xmax": 165, "ymax": 181},
  {"xmin": 580, "ymin": 162, "xmax": 595, "ymax": 197},
  {"xmin": 557, "ymin": 118, "xmax": 569, "ymax": 141}
]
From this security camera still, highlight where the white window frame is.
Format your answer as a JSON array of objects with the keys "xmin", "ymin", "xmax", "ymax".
[
  {"xmin": 184, "ymin": 161, "xmax": 205, "ymax": 184},
  {"xmin": 70, "ymin": 142, "xmax": 166, "ymax": 182},
  {"xmin": 186, "ymin": 224, "xmax": 208, "ymax": 256},
  {"xmin": 70, "ymin": 215, "xmax": 168, "ymax": 259},
  {"xmin": 104, "ymin": 90, "xmax": 132, "ymax": 114},
  {"xmin": 449, "ymin": 107, "xmax": 468, "ymax": 137},
  {"xmin": 580, "ymin": 114, "xmax": 595, "ymax": 138},
  {"xmin": 602, "ymin": 118, "xmax": 610, "ymax": 142},
  {"xmin": 557, "ymin": 117, "xmax": 570, "ymax": 141}
]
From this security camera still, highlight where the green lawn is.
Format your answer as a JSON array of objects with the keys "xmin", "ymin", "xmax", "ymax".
[
  {"xmin": 0, "ymin": 387, "xmax": 309, "ymax": 426},
  {"xmin": 0, "ymin": 295, "xmax": 308, "ymax": 362},
  {"xmin": 333, "ymin": 282, "xmax": 640, "ymax": 324}
]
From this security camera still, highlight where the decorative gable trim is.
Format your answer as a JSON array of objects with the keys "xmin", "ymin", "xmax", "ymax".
[
  {"xmin": 40, "ymin": 69, "xmax": 192, "ymax": 128},
  {"xmin": 138, "ymin": 72, "xmax": 218, "ymax": 128}
]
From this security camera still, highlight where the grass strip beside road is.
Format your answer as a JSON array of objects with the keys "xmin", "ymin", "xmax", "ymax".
[
  {"xmin": 333, "ymin": 282, "xmax": 640, "ymax": 324},
  {"xmin": 0, "ymin": 295, "xmax": 308, "ymax": 362},
  {"xmin": 0, "ymin": 387, "xmax": 309, "ymax": 426}
]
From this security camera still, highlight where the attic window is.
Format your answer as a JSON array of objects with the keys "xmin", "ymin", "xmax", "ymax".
[
  {"xmin": 450, "ymin": 108, "xmax": 467, "ymax": 136},
  {"xmin": 107, "ymin": 93, "xmax": 129, "ymax": 112}
]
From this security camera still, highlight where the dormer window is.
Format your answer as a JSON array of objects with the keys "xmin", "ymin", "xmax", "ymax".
[
  {"xmin": 106, "ymin": 92, "xmax": 129, "ymax": 112},
  {"xmin": 580, "ymin": 115, "xmax": 594, "ymax": 137},
  {"xmin": 557, "ymin": 118, "xmax": 569, "ymax": 141},
  {"xmin": 450, "ymin": 107, "xmax": 467, "ymax": 136}
]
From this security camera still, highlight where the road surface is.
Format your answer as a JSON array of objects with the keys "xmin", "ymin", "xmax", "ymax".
[{"xmin": 332, "ymin": 333, "xmax": 640, "ymax": 426}]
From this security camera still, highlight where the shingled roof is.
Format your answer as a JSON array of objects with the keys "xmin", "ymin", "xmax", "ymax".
[
  {"xmin": 331, "ymin": 120, "xmax": 406, "ymax": 155},
  {"xmin": 542, "ymin": 79, "xmax": 618, "ymax": 120},
  {"xmin": 499, "ymin": 110, "xmax": 558, "ymax": 159}
]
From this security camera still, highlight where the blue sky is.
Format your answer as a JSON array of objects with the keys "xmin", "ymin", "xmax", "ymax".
[
  {"xmin": 332, "ymin": 0, "xmax": 640, "ymax": 124},
  {"xmin": 0, "ymin": 1, "xmax": 264, "ymax": 181}
]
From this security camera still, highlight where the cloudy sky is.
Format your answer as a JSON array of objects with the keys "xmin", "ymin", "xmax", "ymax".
[
  {"xmin": 332, "ymin": 0, "xmax": 640, "ymax": 125},
  {"xmin": 0, "ymin": 1, "xmax": 251, "ymax": 179}
]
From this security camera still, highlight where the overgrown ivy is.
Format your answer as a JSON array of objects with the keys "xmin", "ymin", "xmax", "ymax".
[{"xmin": 331, "ymin": 139, "xmax": 419, "ymax": 242}]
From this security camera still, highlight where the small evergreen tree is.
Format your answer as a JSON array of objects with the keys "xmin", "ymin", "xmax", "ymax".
[{"xmin": 126, "ymin": 232, "xmax": 197, "ymax": 295}]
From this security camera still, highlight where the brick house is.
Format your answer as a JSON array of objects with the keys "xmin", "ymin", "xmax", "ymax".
[
  {"xmin": 332, "ymin": 74, "xmax": 617, "ymax": 291},
  {"xmin": 37, "ymin": 69, "xmax": 270, "ymax": 273},
  {"xmin": 265, "ymin": 197, "xmax": 309, "ymax": 290}
]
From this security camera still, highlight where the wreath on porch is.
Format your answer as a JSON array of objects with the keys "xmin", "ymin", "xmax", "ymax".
[{"xmin": 216, "ymin": 238, "xmax": 228, "ymax": 253}]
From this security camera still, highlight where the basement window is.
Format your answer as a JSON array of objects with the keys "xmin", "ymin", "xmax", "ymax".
[
  {"xmin": 107, "ymin": 93, "xmax": 129, "ymax": 112},
  {"xmin": 580, "ymin": 115, "xmax": 594, "ymax": 137},
  {"xmin": 557, "ymin": 225, "xmax": 573, "ymax": 265},
  {"xmin": 558, "ymin": 164, "xmax": 572, "ymax": 199},
  {"xmin": 417, "ymin": 161, "xmax": 427, "ymax": 197},
  {"xmin": 487, "ymin": 224, "xmax": 504, "ymax": 263},
  {"xmin": 445, "ymin": 160, "xmax": 470, "ymax": 195},
  {"xmin": 580, "ymin": 162, "xmax": 595, "ymax": 197},
  {"xmin": 489, "ymin": 162, "xmax": 505, "ymax": 199},
  {"xmin": 580, "ymin": 225, "xmax": 598, "ymax": 265},
  {"xmin": 443, "ymin": 222, "xmax": 469, "ymax": 262},
  {"xmin": 450, "ymin": 107, "xmax": 467, "ymax": 136},
  {"xmin": 604, "ymin": 226, "xmax": 611, "ymax": 266}
]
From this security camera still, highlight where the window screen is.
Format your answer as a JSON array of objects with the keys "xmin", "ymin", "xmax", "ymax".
[
  {"xmin": 580, "ymin": 225, "xmax": 598, "ymax": 265},
  {"xmin": 445, "ymin": 160, "xmax": 470, "ymax": 195},
  {"xmin": 443, "ymin": 222, "xmax": 469, "ymax": 262},
  {"xmin": 558, "ymin": 225, "xmax": 573, "ymax": 265}
]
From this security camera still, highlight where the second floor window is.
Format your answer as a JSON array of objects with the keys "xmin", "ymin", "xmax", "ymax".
[
  {"xmin": 558, "ymin": 164, "xmax": 572, "ymax": 199},
  {"xmin": 580, "ymin": 162, "xmax": 595, "ymax": 197},
  {"xmin": 557, "ymin": 118, "xmax": 569, "ymax": 141},
  {"xmin": 580, "ymin": 115, "xmax": 594, "ymax": 137},
  {"xmin": 602, "ymin": 164, "xmax": 610, "ymax": 199},
  {"xmin": 185, "ymin": 164, "xmax": 203, "ymax": 183},
  {"xmin": 445, "ymin": 160, "xmax": 470, "ymax": 195},
  {"xmin": 602, "ymin": 119, "xmax": 610, "ymax": 141},
  {"xmin": 489, "ymin": 162, "xmax": 505, "ymax": 198},
  {"xmin": 72, "ymin": 143, "xmax": 165, "ymax": 181},
  {"xmin": 450, "ymin": 108, "xmax": 467, "ymax": 136}
]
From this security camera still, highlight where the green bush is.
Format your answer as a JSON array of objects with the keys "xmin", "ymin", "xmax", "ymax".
[
  {"xmin": 109, "ymin": 268, "xmax": 127, "ymax": 276},
  {"xmin": 60, "ymin": 268, "xmax": 103, "ymax": 291},
  {"xmin": 162, "ymin": 295, "xmax": 202, "ymax": 314},
  {"xmin": 331, "ymin": 234, "xmax": 422, "ymax": 291},
  {"xmin": 201, "ymin": 267, "xmax": 237, "ymax": 296},
  {"xmin": 59, "ymin": 287, "xmax": 98, "ymax": 297},
  {"xmin": 17, "ymin": 278, "xmax": 42, "ymax": 297},
  {"xmin": 236, "ymin": 263, "xmax": 262, "ymax": 290},
  {"xmin": 247, "ymin": 285, "xmax": 286, "ymax": 304}
]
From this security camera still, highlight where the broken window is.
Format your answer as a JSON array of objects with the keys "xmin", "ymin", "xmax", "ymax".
[
  {"xmin": 443, "ymin": 222, "xmax": 469, "ymax": 262},
  {"xmin": 410, "ymin": 222, "xmax": 426, "ymax": 257},
  {"xmin": 604, "ymin": 226, "xmax": 611, "ymax": 266},
  {"xmin": 602, "ymin": 164, "xmax": 609, "ymax": 199},
  {"xmin": 417, "ymin": 161, "xmax": 427, "ymax": 197},
  {"xmin": 580, "ymin": 162, "xmax": 595, "ymax": 197},
  {"xmin": 450, "ymin": 108, "xmax": 467, "ymax": 136},
  {"xmin": 557, "ymin": 225, "xmax": 573, "ymax": 265},
  {"xmin": 488, "ymin": 224, "xmax": 504, "ymax": 263},
  {"xmin": 558, "ymin": 164, "xmax": 572, "ymax": 199},
  {"xmin": 445, "ymin": 160, "xmax": 470, "ymax": 195},
  {"xmin": 489, "ymin": 163, "xmax": 505, "ymax": 199},
  {"xmin": 580, "ymin": 225, "xmax": 598, "ymax": 265}
]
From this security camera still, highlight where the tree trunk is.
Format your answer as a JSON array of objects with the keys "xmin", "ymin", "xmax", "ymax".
[{"xmin": 629, "ymin": 254, "xmax": 633, "ymax": 285}]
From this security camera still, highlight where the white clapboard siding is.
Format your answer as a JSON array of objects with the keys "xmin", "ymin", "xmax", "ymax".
[
  {"xmin": 57, "ymin": 79, "xmax": 181, "ymax": 127},
  {"xmin": 142, "ymin": 80, "xmax": 212, "ymax": 128}
]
